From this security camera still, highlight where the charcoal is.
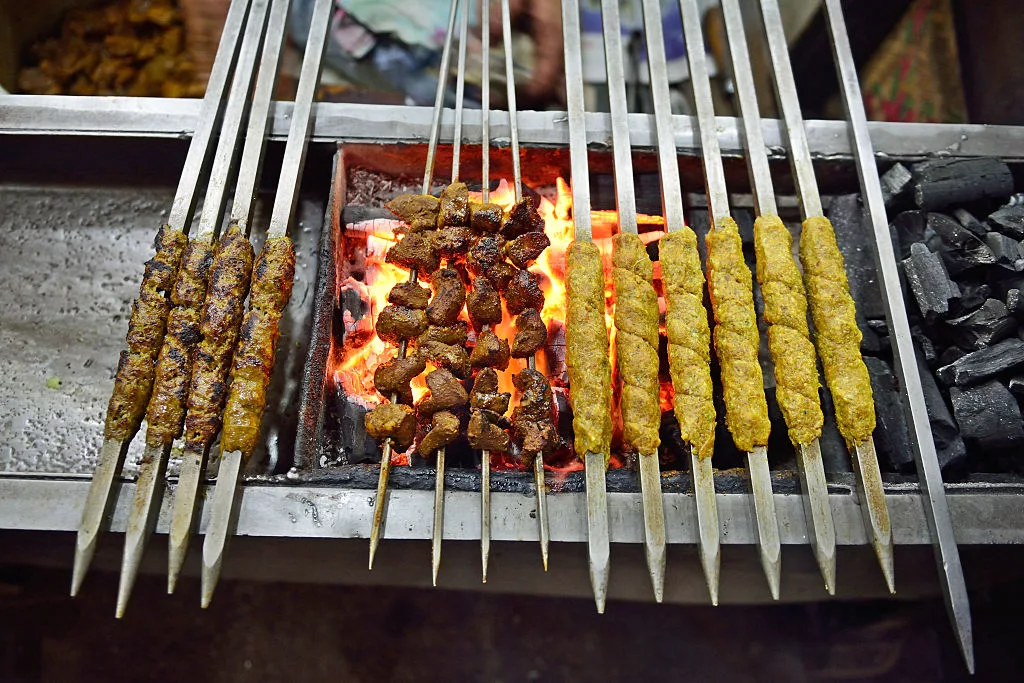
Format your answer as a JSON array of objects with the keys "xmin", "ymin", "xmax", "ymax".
[
  {"xmin": 953, "ymin": 208, "xmax": 989, "ymax": 239},
  {"xmin": 936, "ymin": 338, "xmax": 1024, "ymax": 386},
  {"xmin": 937, "ymin": 346, "xmax": 967, "ymax": 368},
  {"xmin": 984, "ymin": 232, "xmax": 1024, "ymax": 271},
  {"xmin": 890, "ymin": 210, "xmax": 929, "ymax": 259},
  {"xmin": 988, "ymin": 273, "xmax": 1024, "ymax": 301},
  {"xmin": 861, "ymin": 323, "xmax": 883, "ymax": 354},
  {"xmin": 949, "ymin": 281, "xmax": 990, "ymax": 316},
  {"xmin": 916, "ymin": 350, "xmax": 967, "ymax": 471},
  {"xmin": 927, "ymin": 212, "xmax": 996, "ymax": 275},
  {"xmin": 910, "ymin": 325, "xmax": 937, "ymax": 363},
  {"xmin": 880, "ymin": 162, "xmax": 912, "ymax": 208},
  {"xmin": 1008, "ymin": 374, "xmax": 1024, "ymax": 399},
  {"xmin": 1007, "ymin": 289, "xmax": 1024, "ymax": 318},
  {"xmin": 988, "ymin": 204, "xmax": 1024, "ymax": 240},
  {"xmin": 950, "ymin": 380, "xmax": 1024, "ymax": 450},
  {"xmin": 865, "ymin": 357, "xmax": 913, "ymax": 470},
  {"xmin": 944, "ymin": 299, "xmax": 1016, "ymax": 350},
  {"xmin": 828, "ymin": 195, "xmax": 885, "ymax": 319},
  {"xmin": 911, "ymin": 158, "xmax": 1014, "ymax": 211},
  {"xmin": 818, "ymin": 387, "xmax": 852, "ymax": 474},
  {"xmin": 900, "ymin": 243, "xmax": 960, "ymax": 317}
]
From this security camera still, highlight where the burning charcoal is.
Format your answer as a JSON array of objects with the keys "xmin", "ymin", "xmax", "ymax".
[
  {"xmin": 927, "ymin": 212, "xmax": 996, "ymax": 275},
  {"xmin": 438, "ymin": 182, "xmax": 470, "ymax": 227},
  {"xmin": 984, "ymin": 232, "xmax": 1024, "ymax": 271},
  {"xmin": 470, "ymin": 367, "xmax": 511, "ymax": 414},
  {"xmin": 936, "ymin": 338, "xmax": 1024, "ymax": 386},
  {"xmin": 880, "ymin": 162, "xmax": 912, "ymax": 208},
  {"xmin": 385, "ymin": 232, "xmax": 440, "ymax": 275},
  {"xmin": 988, "ymin": 204, "xmax": 1024, "ymax": 240},
  {"xmin": 505, "ymin": 268, "xmax": 545, "ymax": 315},
  {"xmin": 417, "ymin": 340, "xmax": 471, "ymax": 378},
  {"xmin": 900, "ymin": 243, "xmax": 960, "ymax": 317},
  {"xmin": 910, "ymin": 157, "xmax": 1014, "ymax": 211},
  {"xmin": 507, "ymin": 231, "xmax": 552, "ymax": 268},
  {"xmin": 417, "ymin": 322, "xmax": 469, "ymax": 347},
  {"xmin": 864, "ymin": 357, "xmax": 913, "ymax": 470},
  {"xmin": 915, "ymin": 350, "xmax": 967, "ymax": 470},
  {"xmin": 950, "ymin": 380, "xmax": 1024, "ymax": 451},
  {"xmin": 950, "ymin": 281, "xmax": 991, "ymax": 316},
  {"xmin": 373, "ymin": 355, "xmax": 427, "ymax": 405},
  {"xmin": 416, "ymin": 368, "xmax": 469, "ymax": 415},
  {"xmin": 432, "ymin": 226, "xmax": 475, "ymax": 257},
  {"xmin": 511, "ymin": 308, "xmax": 548, "ymax": 358},
  {"xmin": 953, "ymin": 208, "xmax": 989, "ymax": 239},
  {"xmin": 470, "ymin": 329, "xmax": 510, "ymax": 370},
  {"xmin": 502, "ymin": 197, "xmax": 544, "ymax": 238},
  {"xmin": 890, "ymin": 210, "xmax": 928, "ymax": 259},
  {"xmin": 417, "ymin": 410, "xmax": 461, "ymax": 456},
  {"xmin": 910, "ymin": 324, "xmax": 937, "ymax": 364},
  {"xmin": 387, "ymin": 281, "xmax": 431, "ymax": 309},
  {"xmin": 376, "ymin": 305, "xmax": 428, "ymax": 344},
  {"xmin": 944, "ymin": 298, "xmax": 1016, "ymax": 350},
  {"xmin": 426, "ymin": 268, "xmax": 466, "ymax": 326},
  {"xmin": 467, "ymin": 235, "xmax": 506, "ymax": 275},
  {"xmin": 470, "ymin": 202, "xmax": 503, "ymax": 233},
  {"xmin": 385, "ymin": 194, "xmax": 439, "ymax": 232},
  {"xmin": 467, "ymin": 276, "xmax": 503, "ymax": 331},
  {"xmin": 365, "ymin": 403, "xmax": 417, "ymax": 450},
  {"xmin": 467, "ymin": 410, "xmax": 510, "ymax": 452},
  {"xmin": 828, "ymin": 194, "xmax": 885, "ymax": 319}
]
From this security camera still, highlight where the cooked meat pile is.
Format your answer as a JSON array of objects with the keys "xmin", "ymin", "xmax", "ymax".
[
  {"xmin": 660, "ymin": 229, "xmax": 716, "ymax": 460},
  {"xmin": 706, "ymin": 218, "xmax": 771, "ymax": 453},
  {"xmin": 427, "ymin": 269, "xmax": 466, "ymax": 326},
  {"xmin": 565, "ymin": 241, "xmax": 613, "ymax": 460},
  {"xmin": 468, "ymin": 368, "xmax": 511, "ymax": 452},
  {"xmin": 470, "ymin": 330, "xmax": 510, "ymax": 371},
  {"xmin": 374, "ymin": 355, "xmax": 427, "ymax": 406},
  {"xmin": 799, "ymin": 217, "xmax": 875, "ymax": 446},
  {"xmin": 612, "ymin": 233, "xmax": 662, "ymax": 455},
  {"xmin": 144, "ymin": 239, "xmax": 214, "ymax": 447},
  {"xmin": 466, "ymin": 277, "xmax": 502, "ymax": 331},
  {"xmin": 511, "ymin": 308, "xmax": 547, "ymax": 358},
  {"xmin": 511, "ymin": 368, "xmax": 556, "ymax": 463},
  {"xmin": 754, "ymin": 216, "xmax": 823, "ymax": 447},
  {"xmin": 220, "ymin": 236, "xmax": 296, "ymax": 455},
  {"xmin": 17, "ymin": 0, "xmax": 202, "ymax": 98},
  {"xmin": 105, "ymin": 225, "xmax": 188, "ymax": 442},
  {"xmin": 365, "ymin": 403, "xmax": 417, "ymax": 450},
  {"xmin": 184, "ymin": 223, "xmax": 256, "ymax": 453}
]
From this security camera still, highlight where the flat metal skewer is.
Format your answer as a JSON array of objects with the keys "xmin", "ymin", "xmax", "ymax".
[
  {"xmin": 167, "ymin": 0, "xmax": 291, "ymax": 595},
  {"xmin": 719, "ymin": 0, "xmax": 835, "ymax": 595},
  {"xmin": 822, "ymin": 0, "xmax": 971, "ymax": 669},
  {"xmin": 71, "ymin": 0, "xmax": 253, "ymax": 599},
  {"xmin": 201, "ymin": 0, "xmax": 333, "ymax": 608},
  {"xmin": 562, "ymin": 0, "xmax": 610, "ymax": 614},
  {"xmin": 600, "ymin": 0, "xmax": 666, "ymax": 603},
  {"xmin": 678, "ymin": 0, "xmax": 781, "ymax": 599},
  {"xmin": 639, "ymin": 0, "xmax": 720, "ymax": 605},
  {"xmin": 759, "ymin": 0, "xmax": 893, "ymax": 596},
  {"xmin": 479, "ymin": 0, "xmax": 492, "ymax": 583}
]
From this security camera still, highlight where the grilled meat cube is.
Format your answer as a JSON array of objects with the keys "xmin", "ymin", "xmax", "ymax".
[
  {"xmin": 467, "ymin": 276, "xmax": 503, "ymax": 331},
  {"xmin": 470, "ymin": 201, "xmax": 504, "ymax": 233},
  {"xmin": 432, "ymin": 226, "xmax": 475, "ymax": 257},
  {"xmin": 511, "ymin": 368, "xmax": 556, "ymax": 459},
  {"xmin": 511, "ymin": 308, "xmax": 547, "ymax": 358},
  {"xmin": 250, "ymin": 237, "xmax": 296, "ymax": 313},
  {"xmin": 417, "ymin": 410, "xmax": 461, "ymax": 456},
  {"xmin": 386, "ymin": 232, "xmax": 440, "ymax": 276},
  {"xmin": 427, "ymin": 268, "xmax": 466, "ymax": 326},
  {"xmin": 377, "ymin": 305, "xmax": 429, "ymax": 344},
  {"xmin": 486, "ymin": 261, "xmax": 517, "ymax": 293},
  {"xmin": 416, "ymin": 368, "xmax": 469, "ymax": 415},
  {"xmin": 386, "ymin": 193, "xmax": 440, "ymax": 232},
  {"xmin": 468, "ymin": 410, "xmax": 510, "ymax": 451},
  {"xmin": 417, "ymin": 321, "xmax": 469, "ymax": 347},
  {"xmin": 469, "ymin": 367, "xmax": 511, "ymax": 414},
  {"xmin": 374, "ymin": 354, "xmax": 427, "ymax": 404},
  {"xmin": 470, "ymin": 329, "xmax": 510, "ymax": 370},
  {"xmin": 503, "ymin": 196, "xmax": 544, "ymax": 238},
  {"xmin": 439, "ymin": 182, "xmax": 470, "ymax": 227},
  {"xmin": 417, "ymin": 340, "xmax": 471, "ymax": 377},
  {"xmin": 507, "ymin": 231, "xmax": 551, "ymax": 269},
  {"xmin": 387, "ymin": 281, "xmax": 431, "ymax": 309},
  {"xmin": 516, "ymin": 422, "xmax": 557, "ymax": 462},
  {"xmin": 365, "ymin": 402, "xmax": 417, "ymax": 450},
  {"xmin": 505, "ymin": 268, "xmax": 545, "ymax": 315},
  {"xmin": 467, "ymin": 235, "xmax": 506, "ymax": 276}
]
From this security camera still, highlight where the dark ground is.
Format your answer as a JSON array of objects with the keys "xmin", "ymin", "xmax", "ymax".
[{"xmin": 1, "ymin": 561, "xmax": 1023, "ymax": 682}]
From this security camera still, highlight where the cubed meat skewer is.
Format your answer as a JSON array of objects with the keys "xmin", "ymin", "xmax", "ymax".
[
  {"xmin": 511, "ymin": 308, "xmax": 547, "ymax": 358},
  {"xmin": 426, "ymin": 268, "xmax": 466, "ymax": 326},
  {"xmin": 470, "ymin": 329, "xmax": 510, "ymax": 370}
]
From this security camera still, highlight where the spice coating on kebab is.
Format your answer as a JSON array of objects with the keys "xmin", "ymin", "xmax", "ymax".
[
  {"xmin": 386, "ymin": 232, "xmax": 440, "ymax": 276},
  {"xmin": 374, "ymin": 354, "xmax": 427, "ymax": 406},
  {"xmin": 507, "ymin": 232, "xmax": 551, "ymax": 269},
  {"xmin": 220, "ymin": 236, "xmax": 296, "ymax": 455},
  {"xmin": 468, "ymin": 235, "xmax": 506, "ymax": 275},
  {"xmin": 418, "ymin": 410, "xmax": 461, "ymax": 456},
  {"xmin": 706, "ymin": 218, "xmax": 771, "ymax": 452},
  {"xmin": 612, "ymin": 233, "xmax": 662, "ymax": 455},
  {"xmin": 565, "ymin": 241, "xmax": 613, "ymax": 460},
  {"xmin": 505, "ymin": 269, "xmax": 545, "ymax": 315},
  {"xmin": 469, "ymin": 367, "xmax": 511, "ymax": 414},
  {"xmin": 467, "ymin": 276, "xmax": 502, "ymax": 331},
  {"xmin": 511, "ymin": 368, "xmax": 557, "ymax": 463},
  {"xmin": 104, "ymin": 225, "xmax": 188, "ymax": 441},
  {"xmin": 365, "ymin": 403, "xmax": 417, "ymax": 450},
  {"xmin": 470, "ymin": 202, "xmax": 503, "ymax": 233},
  {"xmin": 387, "ymin": 281, "xmax": 431, "ymax": 309},
  {"xmin": 426, "ymin": 268, "xmax": 466, "ymax": 326},
  {"xmin": 469, "ymin": 369, "xmax": 511, "ymax": 454},
  {"xmin": 417, "ymin": 340, "xmax": 471, "ymax": 378},
  {"xmin": 416, "ymin": 368, "xmax": 469, "ymax": 416},
  {"xmin": 432, "ymin": 226, "xmax": 475, "ymax": 258},
  {"xmin": 377, "ymin": 305, "xmax": 429, "ymax": 344},
  {"xmin": 438, "ymin": 182, "xmax": 470, "ymax": 228},
  {"xmin": 799, "ymin": 216, "xmax": 875, "ymax": 446},
  {"xmin": 470, "ymin": 329, "xmax": 510, "ymax": 370},
  {"xmin": 417, "ymin": 321, "xmax": 469, "ymax": 346},
  {"xmin": 511, "ymin": 308, "xmax": 547, "ymax": 358},
  {"xmin": 386, "ymin": 194, "xmax": 439, "ymax": 233},
  {"xmin": 659, "ymin": 229, "xmax": 716, "ymax": 460},
  {"xmin": 754, "ymin": 216, "xmax": 823, "ymax": 446},
  {"xmin": 503, "ymin": 197, "xmax": 544, "ymax": 238}
]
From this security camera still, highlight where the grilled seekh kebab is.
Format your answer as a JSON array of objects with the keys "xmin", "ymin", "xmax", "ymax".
[
  {"xmin": 678, "ymin": 0, "xmax": 782, "ymax": 599},
  {"xmin": 759, "ymin": 0, "xmax": 893, "ymax": 593},
  {"xmin": 599, "ymin": 0, "xmax": 667, "ymax": 602},
  {"xmin": 200, "ymin": 0, "xmax": 334, "ymax": 608},
  {"xmin": 70, "ymin": 0, "xmax": 252, "ymax": 599},
  {"xmin": 562, "ymin": 0, "xmax": 614, "ymax": 614},
  {"xmin": 718, "ymin": 0, "xmax": 836, "ymax": 594}
]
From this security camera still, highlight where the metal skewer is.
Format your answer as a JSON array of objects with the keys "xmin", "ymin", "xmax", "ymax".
[
  {"xmin": 822, "ymin": 0, "xmax": 971, "ymax": 670},
  {"xmin": 562, "ymin": 0, "xmax": 611, "ymax": 614},
  {"xmin": 639, "ymin": 0, "xmax": 720, "ymax": 605},
  {"xmin": 200, "ymin": 0, "xmax": 333, "ymax": 608},
  {"xmin": 116, "ymin": 0, "xmax": 271, "ymax": 617},
  {"xmin": 599, "ymin": 0, "xmax": 666, "ymax": 603},
  {"xmin": 758, "ymin": 0, "xmax": 893, "ymax": 596},
  {"xmin": 70, "ymin": 0, "xmax": 253, "ymax": 599},
  {"xmin": 367, "ymin": 0, "xmax": 460, "ymax": 573},
  {"xmin": 479, "ymin": 0, "xmax": 492, "ymax": 584},
  {"xmin": 167, "ymin": 0, "xmax": 291, "ymax": 596},
  {"xmin": 718, "ymin": 0, "xmax": 836, "ymax": 595},
  {"xmin": 678, "ymin": 0, "xmax": 781, "ymax": 600}
]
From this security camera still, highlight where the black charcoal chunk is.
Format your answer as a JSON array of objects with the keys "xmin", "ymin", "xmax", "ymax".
[
  {"xmin": 900, "ymin": 243, "xmax": 960, "ymax": 317},
  {"xmin": 911, "ymin": 325, "xmax": 937, "ymax": 363},
  {"xmin": 861, "ymin": 323, "xmax": 883, "ymax": 354},
  {"xmin": 865, "ymin": 357, "xmax": 913, "ymax": 470},
  {"xmin": 944, "ymin": 298, "xmax": 1016, "ymax": 350},
  {"xmin": 938, "ymin": 346, "xmax": 967, "ymax": 368},
  {"xmin": 936, "ymin": 338, "xmax": 1024, "ymax": 386},
  {"xmin": 1008, "ymin": 289, "xmax": 1024, "ymax": 318},
  {"xmin": 915, "ymin": 350, "xmax": 967, "ymax": 471},
  {"xmin": 927, "ymin": 212, "xmax": 996, "ymax": 274},
  {"xmin": 880, "ymin": 163, "xmax": 913, "ymax": 208},
  {"xmin": 828, "ymin": 195, "xmax": 885, "ymax": 319},
  {"xmin": 911, "ymin": 158, "xmax": 1014, "ymax": 211},
  {"xmin": 950, "ymin": 380, "xmax": 1024, "ymax": 450},
  {"xmin": 984, "ymin": 232, "xmax": 1024, "ymax": 271},
  {"xmin": 1008, "ymin": 374, "xmax": 1024, "ymax": 399},
  {"xmin": 818, "ymin": 387, "xmax": 852, "ymax": 474},
  {"xmin": 953, "ymin": 208, "xmax": 989, "ymax": 239},
  {"xmin": 988, "ymin": 204, "xmax": 1024, "ymax": 240},
  {"xmin": 890, "ymin": 210, "xmax": 929, "ymax": 260},
  {"xmin": 949, "ymin": 281, "xmax": 991, "ymax": 316}
]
